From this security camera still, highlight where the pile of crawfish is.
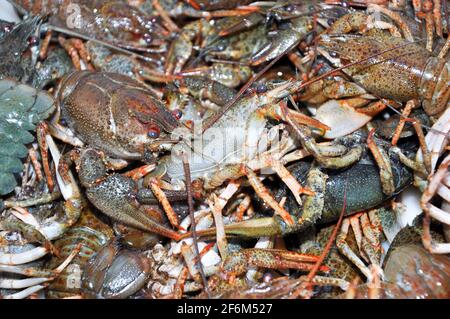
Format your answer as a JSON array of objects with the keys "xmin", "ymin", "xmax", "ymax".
[{"xmin": 0, "ymin": 0, "xmax": 449, "ymax": 299}]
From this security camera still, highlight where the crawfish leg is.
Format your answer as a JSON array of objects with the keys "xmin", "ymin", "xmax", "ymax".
[
  {"xmin": 270, "ymin": 102, "xmax": 330, "ymax": 133},
  {"xmin": 0, "ymin": 265, "xmax": 55, "ymax": 278},
  {"xmin": 348, "ymin": 213, "xmax": 367, "ymax": 261},
  {"xmin": 0, "ymin": 215, "xmax": 50, "ymax": 250},
  {"xmin": 28, "ymin": 146, "xmax": 43, "ymax": 182},
  {"xmin": 392, "ymin": 147, "xmax": 428, "ymax": 176},
  {"xmin": 123, "ymin": 164, "xmax": 155, "ymax": 180},
  {"xmin": 438, "ymin": 36, "xmax": 450, "ymax": 59},
  {"xmin": 171, "ymin": 267, "xmax": 189, "ymax": 299},
  {"xmin": 409, "ymin": 118, "xmax": 432, "ymax": 173},
  {"xmin": 46, "ymin": 122, "xmax": 84, "ymax": 148},
  {"xmin": 244, "ymin": 166, "xmax": 294, "ymax": 226},
  {"xmin": 301, "ymin": 167, "xmax": 327, "ymax": 226},
  {"xmin": 1, "ymin": 285, "xmax": 47, "ymax": 299},
  {"xmin": 367, "ymin": 129, "xmax": 395, "ymax": 195},
  {"xmin": 57, "ymin": 149, "xmax": 81, "ymax": 185},
  {"xmin": 152, "ymin": 0, "xmax": 180, "ymax": 33},
  {"xmin": 234, "ymin": 194, "xmax": 251, "ymax": 222},
  {"xmin": 336, "ymin": 218, "xmax": 372, "ymax": 280},
  {"xmin": 148, "ymin": 178, "xmax": 184, "ymax": 231},
  {"xmin": 355, "ymin": 100, "xmax": 388, "ymax": 117},
  {"xmin": 221, "ymin": 248, "xmax": 328, "ymax": 278},
  {"xmin": 392, "ymin": 117, "xmax": 432, "ymax": 177},
  {"xmin": 359, "ymin": 213, "xmax": 383, "ymax": 269},
  {"xmin": 165, "ymin": 27, "xmax": 195, "ymax": 74},
  {"xmin": 415, "ymin": 0, "xmax": 436, "ymax": 51},
  {"xmin": 284, "ymin": 113, "xmax": 363, "ymax": 169},
  {"xmin": 367, "ymin": 4, "xmax": 414, "ymax": 40},
  {"xmin": 58, "ymin": 37, "xmax": 93, "ymax": 70},
  {"xmin": 184, "ymin": 167, "xmax": 327, "ymax": 240},
  {"xmin": 36, "ymin": 122, "xmax": 55, "ymax": 192},
  {"xmin": 182, "ymin": 215, "xmax": 285, "ymax": 240},
  {"xmin": 0, "ymin": 277, "xmax": 51, "ymax": 289},
  {"xmin": 433, "ymin": 0, "xmax": 443, "ymax": 37},
  {"xmin": 264, "ymin": 155, "xmax": 314, "ymax": 206},
  {"xmin": 39, "ymin": 30, "xmax": 52, "ymax": 60},
  {"xmin": 421, "ymin": 154, "xmax": 450, "ymax": 253},
  {"xmin": 188, "ymin": 167, "xmax": 328, "ymax": 239},
  {"xmin": 2, "ymin": 192, "xmax": 61, "ymax": 209},
  {"xmin": 391, "ymin": 100, "xmax": 416, "ymax": 146},
  {"xmin": 0, "ymin": 247, "xmax": 49, "ymax": 265},
  {"xmin": 301, "ymin": 275, "xmax": 350, "ymax": 291}
]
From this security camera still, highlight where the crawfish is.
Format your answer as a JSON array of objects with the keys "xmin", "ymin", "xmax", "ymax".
[
  {"xmin": 53, "ymin": 71, "xmax": 179, "ymax": 161},
  {"xmin": 30, "ymin": 47, "xmax": 74, "ymax": 89},
  {"xmin": 81, "ymin": 239, "xmax": 153, "ymax": 299},
  {"xmin": 161, "ymin": 80, "xmax": 328, "ymax": 183},
  {"xmin": 40, "ymin": 70, "xmax": 239, "ymax": 241},
  {"xmin": 165, "ymin": 14, "xmax": 267, "ymax": 76},
  {"xmin": 44, "ymin": 206, "xmax": 113, "ymax": 298},
  {"xmin": 151, "ymin": 126, "xmax": 415, "ymax": 290},
  {"xmin": 0, "ymin": 197, "xmax": 84, "ymax": 299},
  {"xmin": 0, "ymin": 15, "xmax": 41, "ymax": 82},
  {"xmin": 12, "ymin": 0, "xmax": 168, "ymax": 52},
  {"xmin": 248, "ymin": 1, "xmax": 350, "ymax": 66},
  {"xmin": 338, "ymin": 224, "xmax": 450, "ymax": 299},
  {"xmin": 317, "ymin": 10, "xmax": 449, "ymax": 116},
  {"xmin": 190, "ymin": 130, "xmax": 414, "ymax": 239}
]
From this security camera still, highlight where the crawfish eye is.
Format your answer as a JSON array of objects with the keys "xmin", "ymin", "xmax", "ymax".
[
  {"xmin": 329, "ymin": 51, "xmax": 339, "ymax": 58},
  {"xmin": 27, "ymin": 36, "xmax": 38, "ymax": 46},
  {"xmin": 285, "ymin": 4, "xmax": 295, "ymax": 12},
  {"xmin": 172, "ymin": 109, "xmax": 183, "ymax": 120},
  {"xmin": 256, "ymin": 83, "xmax": 268, "ymax": 93},
  {"xmin": 143, "ymin": 34, "xmax": 153, "ymax": 45},
  {"xmin": 3, "ymin": 24, "xmax": 12, "ymax": 33},
  {"xmin": 147, "ymin": 126, "xmax": 160, "ymax": 138}
]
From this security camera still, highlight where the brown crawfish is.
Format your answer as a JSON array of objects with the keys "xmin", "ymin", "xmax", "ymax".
[
  {"xmin": 12, "ymin": 0, "xmax": 168, "ymax": 52},
  {"xmin": 317, "ymin": 11, "xmax": 449, "ymax": 116},
  {"xmin": 54, "ymin": 71, "xmax": 179, "ymax": 162}
]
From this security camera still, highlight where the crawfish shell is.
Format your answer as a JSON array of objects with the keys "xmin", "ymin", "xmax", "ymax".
[
  {"xmin": 383, "ymin": 244, "xmax": 450, "ymax": 298},
  {"xmin": 0, "ymin": 79, "xmax": 55, "ymax": 195}
]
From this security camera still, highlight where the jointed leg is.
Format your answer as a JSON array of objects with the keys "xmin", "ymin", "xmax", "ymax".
[
  {"xmin": 0, "ymin": 244, "xmax": 80, "ymax": 299},
  {"xmin": 39, "ymin": 30, "xmax": 52, "ymax": 60},
  {"xmin": 359, "ymin": 213, "xmax": 383, "ymax": 267},
  {"xmin": 285, "ymin": 112, "xmax": 363, "ymax": 169},
  {"xmin": 148, "ymin": 178, "xmax": 184, "ymax": 231},
  {"xmin": 367, "ymin": 129, "xmax": 395, "ymax": 195},
  {"xmin": 58, "ymin": 36, "xmax": 93, "ymax": 70},
  {"xmin": 421, "ymin": 154, "xmax": 450, "ymax": 253},
  {"xmin": 336, "ymin": 218, "xmax": 373, "ymax": 280},
  {"xmin": 37, "ymin": 122, "xmax": 55, "ymax": 192},
  {"xmin": 123, "ymin": 164, "xmax": 156, "ymax": 180},
  {"xmin": 244, "ymin": 166, "xmax": 294, "ymax": 225},
  {"xmin": 28, "ymin": 146, "xmax": 43, "ymax": 183},
  {"xmin": 391, "ymin": 100, "xmax": 417, "ymax": 146},
  {"xmin": 221, "ymin": 248, "xmax": 328, "ymax": 280},
  {"xmin": 348, "ymin": 213, "xmax": 366, "ymax": 260},
  {"xmin": 234, "ymin": 194, "xmax": 251, "ymax": 222}
]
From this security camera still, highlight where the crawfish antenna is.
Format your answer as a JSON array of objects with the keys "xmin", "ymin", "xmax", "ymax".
[
  {"xmin": 44, "ymin": 25, "xmax": 162, "ymax": 65},
  {"xmin": 182, "ymin": 153, "xmax": 211, "ymax": 298}
]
